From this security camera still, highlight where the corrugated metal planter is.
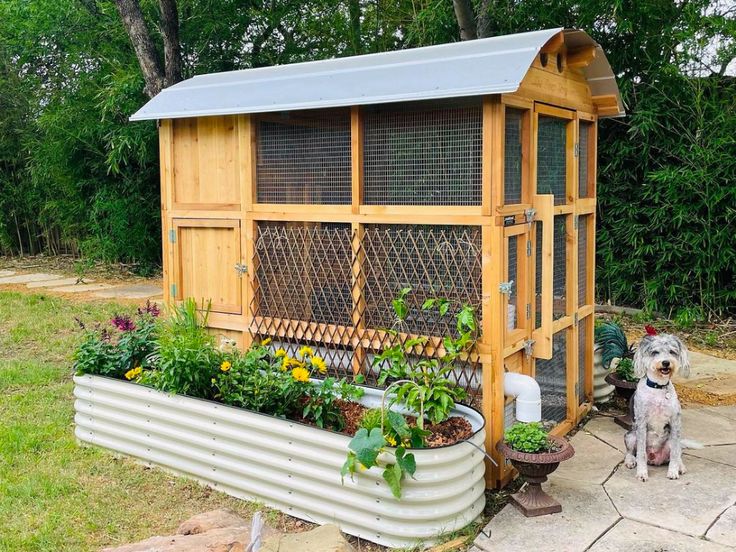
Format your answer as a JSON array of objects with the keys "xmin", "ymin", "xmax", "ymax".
[{"xmin": 73, "ymin": 374, "xmax": 486, "ymax": 548}]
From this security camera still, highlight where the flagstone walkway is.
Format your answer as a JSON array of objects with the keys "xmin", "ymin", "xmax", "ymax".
[{"xmin": 471, "ymin": 407, "xmax": 736, "ymax": 552}]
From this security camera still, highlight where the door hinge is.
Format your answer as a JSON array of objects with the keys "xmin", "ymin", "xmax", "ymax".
[
  {"xmin": 574, "ymin": 215, "xmax": 579, "ymax": 229},
  {"xmin": 574, "ymin": 142, "xmax": 580, "ymax": 158},
  {"xmin": 526, "ymin": 303, "xmax": 531, "ymax": 320},
  {"xmin": 524, "ymin": 208, "xmax": 536, "ymax": 225},
  {"xmin": 235, "ymin": 263, "xmax": 248, "ymax": 277},
  {"xmin": 526, "ymin": 240, "xmax": 532, "ymax": 257},
  {"xmin": 170, "ymin": 283, "xmax": 177, "ymax": 297},
  {"xmin": 523, "ymin": 339, "xmax": 536, "ymax": 358},
  {"xmin": 574, "ymin": 312, "xmax": 579, "ymax": 324},
  {"xmin": 499, "ymin": 280, "xmax": 514, "ymax": 295},
  {"xmin": 168, "ymin": 229, "xmax": 176, "ymax": 243}
]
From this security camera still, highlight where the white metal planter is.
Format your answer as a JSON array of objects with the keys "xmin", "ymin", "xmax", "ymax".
[{"xmin": 73, "ymin": 374, "xmax": 486, "ymax": 548}]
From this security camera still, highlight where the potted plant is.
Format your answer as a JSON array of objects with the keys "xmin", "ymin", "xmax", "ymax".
[
  {"xmin": 596, "ymin": 320, "xmax": 640, "ymax": 428},
  {"xmin": 496, "ymin": 422, "xmax": 574, "ymax": 517}
]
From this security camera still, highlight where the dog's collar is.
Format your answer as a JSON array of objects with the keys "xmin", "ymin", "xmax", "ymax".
[{"xmin": 645, "ymin": 377, "xmax": 670, "ymax": 389}]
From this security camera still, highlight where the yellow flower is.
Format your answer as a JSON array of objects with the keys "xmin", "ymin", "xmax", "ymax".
[
  {"xmin": 220, "ymin": 361, "xmax": 232, "ymax": 372},
  {"xmin": 358, "ymin": 463, "xmax": 367, "ymax": 472},
  {"xmin": 385, "ymin": 435, "xmax": 397, "ymax": 447},
  {"xmin": 125, "ymin": 366, "xmax": 142, "ymax": 380},
  {"xmin": 291, "ymin": 367, "xmax": 310, "ymax": 383},
  {"xmin": 298, "ymin": 345, "xmax": 314, "ymax": 358},
  {"xmin": 275, "ymin": 348, "xmax": 287, "ymax": 358},
  {"xmin": 211, "ymin": 378, "xmax": 217, "ymax": 384},
  {"xmin": 262, "ymin": 337, "xmax": 272, "ymax": 346},
  {"xmin": 311, "ymin": 356, "xmax": 327, "ymax": 374},
  {"xmin": 125, "ymin": 369, "xmax": 135, "ymax": 380}
]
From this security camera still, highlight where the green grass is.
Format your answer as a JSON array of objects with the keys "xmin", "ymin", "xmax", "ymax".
[{"xmin": 0, "ymin": 292, "xmax": 264, "ymax": 551}]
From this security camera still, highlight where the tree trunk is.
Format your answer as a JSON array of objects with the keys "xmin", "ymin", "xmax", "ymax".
[
  {"xmin": 477, "ymin": 0, "xmax": 493, "ymax": 39},
  {"xmin": 159, "ymin": 0, "xmax": 183, "ymax": 87},
  {"xmin": 348, "ymin": 0, "xmax": 362, "ymax": 54},
  {"xmin": 114, "ymin": 0, "xmax": 165, "ymax": 98},
  {"xmin": 452, "ymin": 0, "xmax": 477, "ymax": 41}
]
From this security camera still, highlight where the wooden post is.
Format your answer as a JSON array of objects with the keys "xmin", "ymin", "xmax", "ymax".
[
  {"xmin": 350, "ymin": 107, "xmax": 366, "ymax": 375},
  {"xmin": 159, "ymin": 119, "xmax": 175, "ymax": 309},
  {"xmin": 239, "ymin": 114, "xmax": 258, "ymax": 349}
]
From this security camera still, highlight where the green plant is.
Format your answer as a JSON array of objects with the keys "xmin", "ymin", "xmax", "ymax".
[
  {"xmin": 615, "ymin": 357, "xmax": 638, "ymax": 383},
  {"xmin": 302, "ymin": 376, "xmax": 365, "ymax": 430},
  {"xmin": 504, "ymin": 422, "xmax": 553, "ymax": 454},
  {"xmin": 374, "ymin": 291, "xmax": 471, "ymax": 426},
  {"xmin": 673, "ymin": 306, "xmax": 705, "ymax": 331},
  {"xmin": 73, "ymin": 327, "xmax": 121, "ymax": 377},
  {"xmin": 594, "ymin": 321, "xmax": 634, "ymax": 369},
  {"xmin": 358, "ymin": 408, "xmax": 429, "ymax": 449}
]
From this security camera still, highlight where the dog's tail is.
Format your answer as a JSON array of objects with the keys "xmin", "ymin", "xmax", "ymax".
[{"xmin": 681, "ymin": 438, "xmax": 704, "ymax": 450}]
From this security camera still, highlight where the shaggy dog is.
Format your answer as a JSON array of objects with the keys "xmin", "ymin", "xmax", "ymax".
[{"xmin": 623, "ymin": 333, "xmax": 699, "ymax": 481}]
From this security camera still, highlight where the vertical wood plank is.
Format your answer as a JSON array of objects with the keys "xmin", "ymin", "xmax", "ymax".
[
  {"xmin": 159, "ymin": 120, "xmax": 175, "ymax": 307},
  {"xmin": 351, "ymin": 107, "xmax": 363, "ymax": 214},
  {"xmin": 239, "ymin": 115, "xmax": 258, "ymax": 348},
  {"xmin": 350, "ymin": 107, "xmax": 366, "ymax": 374}
]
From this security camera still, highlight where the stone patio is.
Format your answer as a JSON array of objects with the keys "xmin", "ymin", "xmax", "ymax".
[
  {"xmin": 472, "ymin": 407, "xmax": 736, "ymax": 552},
  {"xmin": 0, "ymin": 271, "xmax": 162, "ymax": 300}
]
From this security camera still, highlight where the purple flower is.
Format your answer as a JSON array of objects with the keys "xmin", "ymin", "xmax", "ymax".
[
  {"xmin": 111, "ymin": 314, "xmax": 136, "ymax": 332},
  {"xmin": 137, "ymin": 300, "xmax": 161, "ymax": 318}
]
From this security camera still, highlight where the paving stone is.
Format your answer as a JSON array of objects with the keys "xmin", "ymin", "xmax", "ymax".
[
  {"xmin": 92, "ymin": 284, "xmax": 163, "ymax": 299},
  {"xmin": 0, "ymin": 270, "xmax": 15, "ymax": 277},
  {"xmin": 261, "ymin": 524, "xmax": 354, "ymax": 552},
  {"xmin": 685, "ymin": 444, "xmax": 736, "ymax": 468},
  {"xmin": 583, "ymin": 415, "xmax": 627, "ymax": 452},
  {"xmin": 681, "ymin": 408, "xmax": 736, "ymax": 446},
  {"xmin": 27, "ymin": 277, "xmax": 94, "ymax": 289},
  {"xmin": 677, "ymin": 351, "xmax": 736, "ymax": 381},
  {"xmin": 549, "ymin": 431, "xmax": 623, "ymax": 485},
  {"xmin": 473, "ymin": 480, "xmax": 619, "ymax": 552},
  {"xmin": 588, "ymin": 518, "xmax": 732, "ymax": 552},
  {"xmin": 0, "ymin": 273, "xmax": 64, "ymax": 284},
  {"xmin": 705, "ymin": 405, "xmax": 736, "ymax": 422},
  {"xmin": 49, "ymin": 283, "xmax": 115, "ymax": 293},
  {"xmin": 706, "ymin": 505, "xmax": 736, "ymax": 548},
  {"xmin": 605, "ymin": 455, "xmax": 736, "ymax": 537}
]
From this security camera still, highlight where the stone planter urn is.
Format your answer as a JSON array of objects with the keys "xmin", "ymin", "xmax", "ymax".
[
  {"xmin": 593, "ymin": 343, "xmax": 615, "ymax": 403},
  {"xmin": 497, "ymin": 435, "xmax": 575, "ymax": 517}
]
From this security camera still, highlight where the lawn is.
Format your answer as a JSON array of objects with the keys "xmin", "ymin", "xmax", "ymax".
[{"xmin": 0, "ymin": 291, "xmax": 267, "ymax": 551}]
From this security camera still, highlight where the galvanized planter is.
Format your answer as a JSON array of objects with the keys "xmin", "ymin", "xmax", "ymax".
[{"xmin": 73, "ymin": 374, "xmax": 486, "ymax": 548}]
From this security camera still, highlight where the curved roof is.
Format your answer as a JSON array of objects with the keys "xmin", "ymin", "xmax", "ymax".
[{"xmin": 131, "ymin": 28, "xmax": 624, "ymax": 121}]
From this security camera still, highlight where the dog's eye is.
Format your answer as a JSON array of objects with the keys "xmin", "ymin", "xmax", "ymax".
[
  {"xmin": 669, "ymin": 350, "xmax": 676, "ymax": 355},
  {"xmin": 651, "ymin": 350, "xmax": 659, "ymax": 355}
]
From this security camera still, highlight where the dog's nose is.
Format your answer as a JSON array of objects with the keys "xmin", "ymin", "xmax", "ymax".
[{"xmin": 662, "ymin": 360, "xmax": 671, "ymax": 368}]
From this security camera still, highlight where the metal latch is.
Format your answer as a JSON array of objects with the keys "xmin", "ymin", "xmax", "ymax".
[
  {"xmin": 499, "ymin": 280, "xmax": 514, "ymax": 295},
  {"xmin": 523, "ymin": 339, "xmax": 535, "ymax": 358},
  {"xmin": 524, "ymin": 208, "xmax": 536, "ymax": 227},
  {"xmin": 234, "ymin": 263, "xmax": 248, "ymax": 277}
]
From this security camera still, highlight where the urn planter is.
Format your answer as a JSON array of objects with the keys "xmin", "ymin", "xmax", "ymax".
[
  {"xmin": 73, "ymin": 374, "xmax": 486, "ymax": 548},
  {"xmin": 496, "ymin": 436, "xmax": 575, "ymax": 517},
  {"xmin": 605, "ymin": 372, "xmax": 637, "ymax": 430}
]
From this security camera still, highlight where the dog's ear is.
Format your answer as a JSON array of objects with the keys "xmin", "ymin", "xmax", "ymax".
[
  {"xmin": 674, "ymin": 336, "xmax": 690, "ymax": 378},
  {"xmin": 633, "ymin": 336, "xmax": 651, "ymax": 378}
]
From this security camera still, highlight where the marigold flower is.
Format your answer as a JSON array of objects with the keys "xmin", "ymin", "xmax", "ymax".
[
  {"xmin": 220, "ymin": 361, "xmax": 232, "ymax": 372},
  {"xmin": 262, "ymin": 337, "xmax": 272, "ymax": 346},
  {"xmin": 311, "ymin": 356, "xmax": 327, "ymax": 374},
  {"xmin": 298, "ymin": 345, "xmax": 314, "ymax": 358},
  {"xmin": 291, "ymin": 367, "xmax": 310, "ymax": 383},
  {"xmin": 275, "ymin": 348, "xmax": 287, "ymax": 358},
  {"xmin": 125, "ymin": 366, "xmax": 142, "ymax": 380}
]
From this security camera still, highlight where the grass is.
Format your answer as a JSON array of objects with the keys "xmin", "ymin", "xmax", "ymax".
[{"xmin": 0, "ymin": 291, "xmax": 269, "ymax": 551}]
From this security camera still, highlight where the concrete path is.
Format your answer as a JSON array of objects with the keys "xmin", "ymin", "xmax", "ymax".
[
  {"xmin": 0, "ymin": 271, "xmax": 162, "ymax": 301},
  {"xmin": 472, "ymin": 407, "xmax": 736, "ymax": 552}
]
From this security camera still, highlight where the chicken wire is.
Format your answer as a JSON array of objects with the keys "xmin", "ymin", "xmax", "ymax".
[
  {"xmin": 553, "ymin": 216, "xmax": 567, "ymax": 319},
  {"xmin": 256, "ymin": 111, "xmax": 352, "ymax": 204},
  {"xmin": 535, "ymin": 221, "xmax": 543, "ymax": 329},
  {"xmin": 507, "ymin": 235, "xmax": 518, "ymax": 330},
  {"xmin": 363, "ymin": 104, "xmax": 482, "ymax": 205},
  {"xmin": 578, "ymin": 320, "xmax": 587, "ymax": 404},
  {"xmin": 579, "ymin": 121, "xmax": 590, "ymax": 198},
  {"xmin": 504, "ymin": 109, "xmax": 523, "ymax": 205},
  {"xmin": 535, "ymin": 331, "xmax": 568, "ymax": 423},
  {"xmin": 537, "ymin": 116, "xmax": 567, "ymax": 204},
  {"xmin": 578, "ymin": 215, "xmax": 588, "ymax": 306}
]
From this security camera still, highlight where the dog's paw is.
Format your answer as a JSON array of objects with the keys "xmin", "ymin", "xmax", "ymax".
[
  {"xmin": 667, "ymin": 468, "xmax": 680, "ymax": 480},
  {"xmin": 636, "ymin": 469, "xmax": 649, "ymax": 482},
  {"xmin": 624, "ymin": 456, "xmax": 636, "ymax": 469},
  {"xmin": 679, "ymin": 462, "xmax": 687, "ymax": 475}
]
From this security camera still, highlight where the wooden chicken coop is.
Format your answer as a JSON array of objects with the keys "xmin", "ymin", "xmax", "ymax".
[{"xmin": 132, "ymin": 28, "xmax": 624, "ymax": 488}]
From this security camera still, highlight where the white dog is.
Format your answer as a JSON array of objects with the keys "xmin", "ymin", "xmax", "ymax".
[{"xmin": 623, "ymin": 333, "xmax": 699, "ymax": 481}]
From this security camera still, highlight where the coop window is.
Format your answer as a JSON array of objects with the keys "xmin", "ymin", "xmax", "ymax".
[
  {"xmin": 553, "ymin": 216, "xmax": 567, "ymax": 319},
  {"xmin": 578, "ymin": 215, "xmax": 588, "ymax": 306},
  {"xmin": 363, "ymin": 103, "xmax": 482, "ymax": 206},
  {"xmin": 361, "ymin": 225, "xmax": 482, "ymax": 336},
  {"xmin": 536, "ymin": 330, "xmax": 567, "ymax": 423},
  {"xmin": 256, "ymin": 110, "xmax": 352, "ymax": 204},
  {"xmin": 504, "ymin": 109, "xmax": 523, "ymax": 205},
  {"xmin": 253, "ymin": 222, "xmax": 353, "ymax": 327},
  {"xmin": 578, "ymin": 320, "xmax": 587, "ymax": 404},
  {"xmin": 579, "ymin": 121, "xmax": 591, "ymax": 198},
  {"xmin": 537, "ymin": 116, "xmax": 567, "ymax": 204}
]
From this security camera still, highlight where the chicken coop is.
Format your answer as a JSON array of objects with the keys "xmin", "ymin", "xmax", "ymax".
[{"xmin": 132, "ymin": 28, "xmax": 624, "ymax": 488}]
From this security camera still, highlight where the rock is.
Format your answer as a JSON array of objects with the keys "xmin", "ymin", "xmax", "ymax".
[
  {"xmin": 261, "ymin": 524, "xmax": 354, "ymax": 552},
  {"xmin": 177, "ymin": 509, "xmax": 247, "ymax": 535}
]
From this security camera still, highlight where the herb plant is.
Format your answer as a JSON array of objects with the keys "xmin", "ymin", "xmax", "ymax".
[
  {"xmin": 615, "ymin": 357, "xmax": 638, "ymax": 383},
  {"xmin": 504, "ymin": 422, "xmax": 553, "ymax": 454}
]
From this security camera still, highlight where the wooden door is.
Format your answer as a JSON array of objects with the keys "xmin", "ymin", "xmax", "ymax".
[{"xmin": 171, "ymin": 219, "xmax": 243, "ymax": 315}]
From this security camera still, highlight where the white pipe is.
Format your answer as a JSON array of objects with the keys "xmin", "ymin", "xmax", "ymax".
[{"xmin": 504, "ymin": 372, "xmax": 542, "ymax": 423}]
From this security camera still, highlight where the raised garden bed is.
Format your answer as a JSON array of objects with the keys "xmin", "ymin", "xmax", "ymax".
[{"xmin": 73, "ymin": 374, "xmax": 486, "ymax": 549}]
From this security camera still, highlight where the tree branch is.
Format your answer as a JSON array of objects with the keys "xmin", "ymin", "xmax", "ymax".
[
  {"xmin": 158, "ymin": 0, "xmax": 183, "ymax": 87},
  {"xmin": 477, "ymin": 0, "xmax": 493, "ymax": 39},
  {"xmin": 452, "ymin": 0, "xmax": 477, "ymax": 41}
]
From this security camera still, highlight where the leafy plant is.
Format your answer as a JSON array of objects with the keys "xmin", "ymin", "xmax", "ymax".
[
  {"xmin": 504, "ymin": 422, "xmax": 553, "ymax": 454},
  {"xmin": 359, "ymin": 408, "xmax": 429, "ymax": 449},
  {"xmin": 73, "ymin": 326, "xmax": 121, "ymax": 377},
  {"xmin": 615, "ymin": 357, "xmax": 638, "ymax": 383},
  {"xmin": 302, "ymin": 375, "xmax": 364, "ymax": 430}
]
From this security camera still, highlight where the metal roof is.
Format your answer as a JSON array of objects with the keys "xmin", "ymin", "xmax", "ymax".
[{"xmin": 131, "ymin": 28, "xmax": 624, "ymax": 121}]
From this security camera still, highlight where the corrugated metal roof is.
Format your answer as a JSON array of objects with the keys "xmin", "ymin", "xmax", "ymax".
[{"xmin": 131, "ymin": 28, "xmax": 624, "ymax": 121}]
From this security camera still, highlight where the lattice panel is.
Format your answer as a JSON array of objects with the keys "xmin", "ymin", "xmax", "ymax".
[
  {"xmin": 537, "ymin": 116, "xmax": 567, "ymax": 204},
  {"xmin": 578, "ymin": 320, "xmax": 587, "ymax": 404},
  {"xmin": 579, "ymin": 121, "xmax": 591, "ymax": 198},
  {"xmin": 256, "ymin": 110, "xmax": 352, "ymax": 204},
  {"xmin": 363, "ymin": 104, "xmax": 482, "ymax": 205},
  {"xmin": 578, "ymin": 215, "xmax": 588, "ymax": 306},
  {"xmin": 504, "ymin": 109, "xmax": 523, "ymax": 205},
  {"xmin": 553, "ymin": 216, "xmax": 567, "ymax": 319},
  {"xmin": 536, "ymin": 331, "xmax": 567, "ymax": 423}
]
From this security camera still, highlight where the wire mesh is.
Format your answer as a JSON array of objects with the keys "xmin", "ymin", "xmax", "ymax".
[
  {"xmin": 256, "ymin": 110, "xmax": 352, "ymax": 204},
  {"xmin": 579, "ymin": 121, "xmax": 590, "ymax": 198},
  {"xmin": 578, "ymin": 320, "xmax": 587, "ymax": 404},
  {"xmin": 537, "ymin": 116, "xmax": 567, "ymax": 204},
  {"xmin": 553, "ymin": 216, "xmax": 567, "ymax": 319},
  {"xmin": 504, "ymin": 109, "xmax": 523, "ymax": 205},
  {"xmin": 535, "ymin": 221, "xmax": 543, "ymax": 329},
  {"xmin": 536, "ymin": 331, "xmax": 568, "ymax": 423},
  {"xmin": 507, "ymin": 235, "xmax": 518, "ymax": 330},
  {"xmin": 363, "ymin": 104, "xmax": 482, "ymax": 205},
  {"xmin": 578, "ymin": 215, "xmax": 588, "ymax": 306}
]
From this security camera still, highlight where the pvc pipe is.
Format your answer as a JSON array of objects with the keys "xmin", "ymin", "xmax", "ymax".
[{"xmin": 504, "ymin": 372, "xmax": 542, "ymax": 422}]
